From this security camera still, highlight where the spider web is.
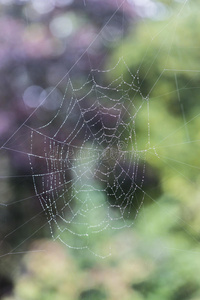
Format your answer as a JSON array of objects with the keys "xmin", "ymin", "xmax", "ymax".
[
  {"xmin": 1, "ymin": 0, "xmax": 200, "ymax": 260},
  {"xmin": 25, "ymin": 60, "xmax": 148, "ymax": 255},
  {"xmin": 0, "ymin": 60, "xmax": 148, "ymax": 257}
]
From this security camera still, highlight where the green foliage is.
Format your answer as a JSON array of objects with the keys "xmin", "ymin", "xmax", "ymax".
[{"xmin": 108, "ymin": 3, "xmax": 200, "ymax": 194}]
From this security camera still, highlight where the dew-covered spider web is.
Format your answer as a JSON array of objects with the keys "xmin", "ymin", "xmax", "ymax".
[
  {"xmin": 1, "ymin": 0, "xmax": 200, "ymax": 260},
  {"xmin": 3, "ymin": 59, "xmax": 149, "ymax": 256},
  {"xmin": 28, "ymin": 60, "xmax": 149, "ymax": 254}
]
